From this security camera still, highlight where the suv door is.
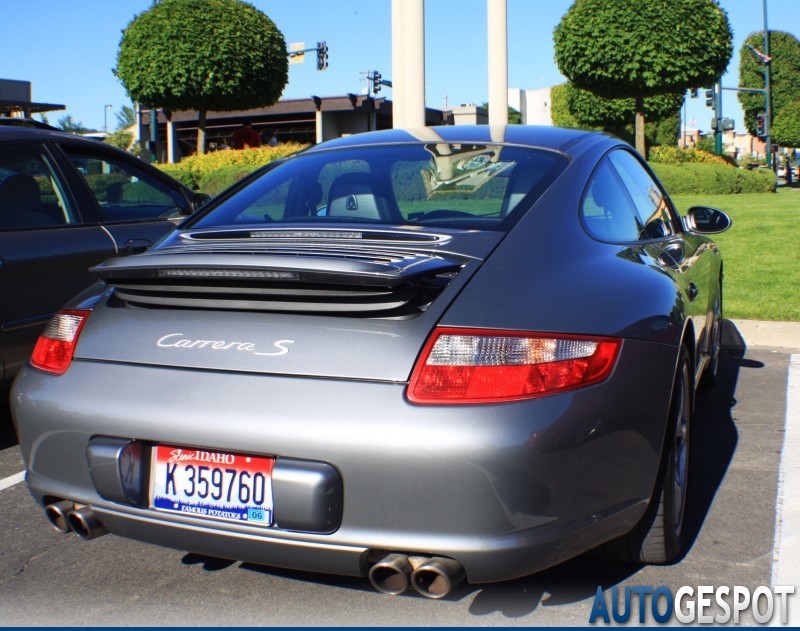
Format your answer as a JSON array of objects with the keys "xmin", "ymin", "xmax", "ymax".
[
  {"xmin": 55, "ymin": 143, "xmax": 195, "ymax": 255},
  {"xmin": 0, "ymin": 142, "xmax": 115, "ymax": 382}
]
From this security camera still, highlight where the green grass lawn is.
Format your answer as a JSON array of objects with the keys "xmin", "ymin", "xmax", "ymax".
[{"xmin": 671, "ymin": 189, "xmax": 800, "ymax": 322}]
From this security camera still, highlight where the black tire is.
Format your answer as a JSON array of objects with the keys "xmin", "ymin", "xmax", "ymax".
[
  {"xmin": 605, "ymin": 347, "xmax": 692, "ymax": 564},
  {"xmin": 700, "ymin": 284, "xmax": 722, "ymax": 389}
]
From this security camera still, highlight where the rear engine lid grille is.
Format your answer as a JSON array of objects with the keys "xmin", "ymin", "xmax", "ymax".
[{"xmin": 92, "ymin": 251, "xmax": 462, "ymax": 318}]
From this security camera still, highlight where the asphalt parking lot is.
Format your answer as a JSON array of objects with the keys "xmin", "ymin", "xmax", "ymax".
[{"xmin": 0, "ymin": 321, "xmax": 797, "ymax": 626}]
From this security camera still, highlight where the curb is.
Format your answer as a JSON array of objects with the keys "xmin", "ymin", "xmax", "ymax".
[{"xmin": 728, "ymin": 319, "xmax": 800, "ymax": 353}]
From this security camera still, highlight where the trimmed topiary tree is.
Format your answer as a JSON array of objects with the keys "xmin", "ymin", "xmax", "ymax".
[
  {"xmin": 115, "ymin": 0, "xmax": 288, "ymax": 155},
  {"xmin": 738, "ymin": 31, "xmax": 800, "ymax": 139},
  {"xmin": 554, "ymin": 0, "xmax": 732, "ymax": 157},
  {"xmin": 771, "ymin": 99, "xmax": 800, "ymax": 148},
  {"xmin": 550, "ymin": 82, "xmax": 683, "ymax": 148}
]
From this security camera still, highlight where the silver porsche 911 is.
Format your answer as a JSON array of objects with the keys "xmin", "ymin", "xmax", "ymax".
[{"xmin": 11, "ymin": 126, "xmax": 729, "ymax": 599}]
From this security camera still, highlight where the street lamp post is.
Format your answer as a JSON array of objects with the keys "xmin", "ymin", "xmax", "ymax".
[
  {"xmin": 104, "ymin": 104, "xmax": 112, "ymax": 135},
  {"xmin": 762, "ymin": 0, "xmax": 772, "ymax": 168}
]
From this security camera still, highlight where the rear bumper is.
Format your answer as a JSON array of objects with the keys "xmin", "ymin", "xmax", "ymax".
[{"xmin": 12, "ymin": 337, "xmax": 678, "ymax": 583}]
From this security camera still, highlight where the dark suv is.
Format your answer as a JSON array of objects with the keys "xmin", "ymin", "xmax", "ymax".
[{"xmin": 0, "ymin": 126, "xmax": 208, "ymax": 384}]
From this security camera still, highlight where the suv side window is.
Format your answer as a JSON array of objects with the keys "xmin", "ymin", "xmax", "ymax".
[
  {"xmin": 581, "ymin": 158, "xmax": 643, "ymax": 242},
  {"xmin": 0, "ymin": 144, "xmax": 75, "ymax": 228},
  {"xmin": 608, "ymin": 150, "xmax": 677, "ymax": 240},
  {"xmin": 63, "ymin": 148, "xmax": 187, "ymax": 222}
]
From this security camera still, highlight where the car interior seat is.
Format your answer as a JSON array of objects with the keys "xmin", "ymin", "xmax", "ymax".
[
  {"xmin": 0, "ymin": 173, "xmax": 59, "ymax": 228},
  {"xmin": 327, "ymin": 172, "xmax": 386, "ymax": 220}
]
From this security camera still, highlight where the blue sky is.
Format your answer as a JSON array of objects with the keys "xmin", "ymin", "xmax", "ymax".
[{"xmin": 1, "ymin": 0, "xmax": 796, "ymax": 134}]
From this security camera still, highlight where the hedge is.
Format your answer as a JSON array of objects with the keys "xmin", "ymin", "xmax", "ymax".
[
  {"xmin": 197, "ymin": 165, "xmax": 262, "ymax": 196},
  {"xmin": 651, "ymin": 163, "xmax": 777, "ymax": 195},
  {"xmin": 157, "ymin": 142, "xmax": 776, "ymax": 198},
  {"xmin": 159, "ymin": 143, "xmax": 307, "ymax": 191},
  {"xmin": 648, "ymin": 145, "xmax": 738, "ymax": 167}
]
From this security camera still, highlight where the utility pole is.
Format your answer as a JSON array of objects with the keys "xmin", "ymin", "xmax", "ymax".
[{"xmin": 763, "ymin": 0, "xmax": 773, "ymax": 168}]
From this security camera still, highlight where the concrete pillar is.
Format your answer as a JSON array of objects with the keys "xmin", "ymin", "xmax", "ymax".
[
  {"xmin": 391, "ymin": 0, "xmax": 405, "ymax": 129},
  {"xmin": 392, "ymin": 0, "xmax": 425, "ymax": 129},
  {"xmin": 315, "ymin": 108, "xmax": 324, "ymax": 144},
  {"xmin": 166, "ymin": 118, "xmax": 175, "ymax": 164},
  {"xmin": 487, "ymin": 0, "xmax": 508, "ymax": 126},
  {"xmin": 404, "ymin": 0, "xmax": 426, "ymax": 128}
]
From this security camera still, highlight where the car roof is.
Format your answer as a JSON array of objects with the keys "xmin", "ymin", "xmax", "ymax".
[
  {"xmin": 307, "ymin": 125, "xmax": 612, "ymax": 154},
  {"xmin": 0, "ymin": 125, "xmax": 104, "ymax": 144}
]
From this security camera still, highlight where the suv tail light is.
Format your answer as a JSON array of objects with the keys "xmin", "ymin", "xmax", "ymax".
[
  {"xmin": 30, "ymin": 310, "xmax": 91, "ymax": 375},
  {"xmin": 407, "ymin": 328, "xmax": 620, "ymax": 405}
]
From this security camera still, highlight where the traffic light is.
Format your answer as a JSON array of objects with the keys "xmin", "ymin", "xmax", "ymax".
[
  {"xmin": 689, "ymin": 88, "xmax": 698, "ymax": 98},
  {"xmin": 756, "ymin": 113, "xmax": 766, "ymax": 138},
  {"xmin": 372, "ymin": 71, "xmax": 382, "ymax": 95},
  {"xmin": 705, "ymin": 87, "xmax": 715, "ymax": 111},
  {"xmin": 316, "ymin": 41, "xmax": 328, "ymax": 71}
]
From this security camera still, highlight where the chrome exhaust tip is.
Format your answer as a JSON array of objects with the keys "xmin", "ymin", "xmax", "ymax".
[
  {"xmin": 44, "ymin": 500, "xmax": 75, "ymax": 534},
  {"xmin": 67, "ymin": 506, "xmax": 109, "ymax": 540},
  {"xmin": 411, "ymin": 557, "xmax": 465, "ymax": 599},
  {"xmin": 368, "ymin": 553, "xmax": 414, "ymax": 595}
]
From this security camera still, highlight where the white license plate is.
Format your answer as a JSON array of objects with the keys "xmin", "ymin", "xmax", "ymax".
[{"xmin": 150, "ymin": 444, "xmax": 274, "ymax": 526}]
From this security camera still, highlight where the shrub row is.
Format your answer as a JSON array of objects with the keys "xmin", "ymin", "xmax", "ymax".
[
  {"xmin": 651, "ymin": 163, "xmax": 777, "ymax": 195},
  {"xmin": 159, "ymin": 143, "xmax": 308, "ymax": 192},
  {"xmin": 156, "ymin": 142, "xmax": 776, "ymax": 198},
  {"xmin": 648, "ymin": 145, "xmax": 739, "ymax": 167}
]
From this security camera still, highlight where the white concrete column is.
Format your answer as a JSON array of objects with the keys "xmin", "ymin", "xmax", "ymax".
[
  {"xmin": 487, "ymin": 0, "xmax": 508, "ymax": 126},
  {"xmin": 404, "ymin": 0, "xmax": 426, "ymax": 128},
  {"xmin": 392, "ymin": 0, "xmax": 425, "ymax": 129},
  {"xmin": 315, "ymin": 108, "xmax": 324, "ymax": 144},
  {"xmin": 391, "ymin": 0, "xmax": 405, "ymax": 129},
  {"xmin": 166, "ymin": 118, "xmax": 175, "ymax": 164}
]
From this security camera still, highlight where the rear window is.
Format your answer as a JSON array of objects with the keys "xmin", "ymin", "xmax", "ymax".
[{"xmin": 189, "ymin": 143, "xmax": 568, "ymax": 232}]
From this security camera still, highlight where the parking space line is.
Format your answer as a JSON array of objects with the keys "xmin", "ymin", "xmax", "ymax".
[
  {"xmin": 772, "ymin": 354, "xmax": 800, "ymax": 623},
  {"xmin": 0, "ymin": 470, "xmax": 25, "ymax": 492}
]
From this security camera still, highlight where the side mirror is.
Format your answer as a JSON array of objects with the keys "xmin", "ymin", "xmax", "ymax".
[
  {"xmin": 193, "ymin": 193, "xmax": 213, "ymax": 211},
  {"xmin": 684, "ymin": 206, "xmax": 731, "ymax": 234}
]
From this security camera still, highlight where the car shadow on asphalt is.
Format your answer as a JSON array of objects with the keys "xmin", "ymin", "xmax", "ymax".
[{"xmin": 0, "ymin": 387, "xmax": 18, "ymax": 450}]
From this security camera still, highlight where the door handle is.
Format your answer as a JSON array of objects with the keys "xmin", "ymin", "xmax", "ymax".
[{"xmin": 687, "ymin": 282, "xmax": 699, "ymax": 301}]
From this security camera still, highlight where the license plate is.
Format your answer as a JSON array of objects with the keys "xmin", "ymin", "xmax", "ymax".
[{"xmin": 150, "ymin": 444, "xmax": 274, "ymax": 526}]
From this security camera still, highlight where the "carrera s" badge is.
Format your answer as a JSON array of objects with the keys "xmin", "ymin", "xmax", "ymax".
[{"xmin": 156, "ymin": 333, "xmax": 294, "ymax": 356}]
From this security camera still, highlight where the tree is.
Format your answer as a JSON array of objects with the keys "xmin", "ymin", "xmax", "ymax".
[
  {"xmin": 554, "ymin": 0, "xmax": 732, "ymax": 156},
  {"xmin": 480, "ymin": 103, "xmax": 523, "ymax": 124},
  {"xmin": 115, "ymin": 104, "xmax": 136, "ymax": 131},
  {"xmin": 106, "ymin": 130, "xmax": 135, "ymax": 151},
  {"xmin": 738, "ymin": 31, "xmax": 800, "ymax": 138},
  {"xmin": 57, "ymin": 115, "xmax": 90, "ymax": 134},
  {"xmin": 551, "ymin": 82, "xmax": 684, "ymax": 148},
  {"xmin": 115, "ymin": 0, "xmax": 288, "ymax": 155},
  {"xmin": 771, "ymin": 98, "xmax": 800, "ymax": 148}
]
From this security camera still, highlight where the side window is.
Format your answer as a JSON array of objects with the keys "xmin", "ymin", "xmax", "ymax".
[
  {"xmin": 608, "ymin": 150, "xmax": 677, "ymax": 240},
  {"xmin": 63, "ymin": 149, "xmax": 186, "ymax": 222},
  {"xmin": 581, "ymin": 159, "xmax": 643, "ymax": 242},
  {"xmin": 0, "ymin": 145, "xmax": 75, "ymax": 228}
]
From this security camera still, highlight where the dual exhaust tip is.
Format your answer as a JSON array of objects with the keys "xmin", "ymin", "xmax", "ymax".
[
  {"xmin": 368, "ymin": 553, "xmax": 465, "ymax": 599},
  {"xmin": 44, "ymin": 500, "xmax": 108, "ymax": 540},
  {"xmin": 47, "ymin": 502, "xmax": 461, "ymax": 598}
]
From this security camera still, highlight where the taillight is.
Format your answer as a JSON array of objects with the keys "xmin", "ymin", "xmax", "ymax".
[
  {"xmin": 407, "ymin": 328, "xmax": 620, "ymax": 405},
  {"xmin": 30, "ymin": 310, "xmax": 91, "ymax": 375}
]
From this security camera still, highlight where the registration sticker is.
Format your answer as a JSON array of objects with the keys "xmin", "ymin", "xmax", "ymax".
[{"xmin": 150, "ymin": 445, "xmax": 274, "ymax": 526}]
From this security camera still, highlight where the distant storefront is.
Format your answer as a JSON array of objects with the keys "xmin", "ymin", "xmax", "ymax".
[
  {"xmin": 0, "ymin": 78, "xmax": 64, "ymax": 118},
  {"xmin": 140, "ymin": 95, "xmax": 449, "ymax": 162}
]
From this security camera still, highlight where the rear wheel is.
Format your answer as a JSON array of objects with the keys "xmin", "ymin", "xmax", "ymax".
[{"xmin": 608, "ymin": 347, "xmax": 692, "ymax": 563}]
